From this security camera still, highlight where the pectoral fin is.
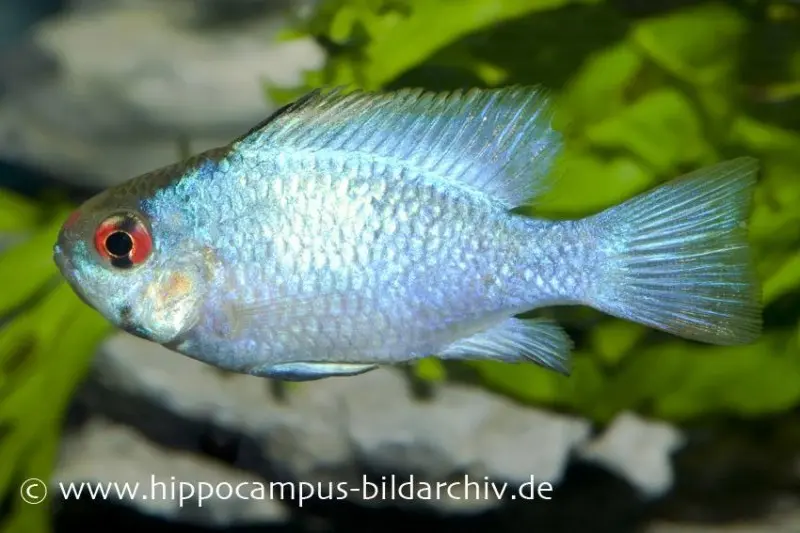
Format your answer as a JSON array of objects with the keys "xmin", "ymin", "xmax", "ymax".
[
  {"xmin": 248, "ymin": 362, "xmax": 379, "ymax": 381},
  {"xmin": 225, "ymin": 291, "xmax": 366, "ymax": 340}
]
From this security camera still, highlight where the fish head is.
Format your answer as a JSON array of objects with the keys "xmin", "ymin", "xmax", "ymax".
[{"xmin": 53, "ymin": 178, "xmax": 215, "ymax": 345}]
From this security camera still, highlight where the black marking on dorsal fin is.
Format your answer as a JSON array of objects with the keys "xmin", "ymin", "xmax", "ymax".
[{"xmin": 231, "ymin": 89, "xmax": 325, "ymax": 145}]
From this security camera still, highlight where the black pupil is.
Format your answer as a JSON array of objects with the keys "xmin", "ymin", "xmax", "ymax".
[{"xmin": 106, "ymin": 231, "xmax": 133, "ymax": 257}]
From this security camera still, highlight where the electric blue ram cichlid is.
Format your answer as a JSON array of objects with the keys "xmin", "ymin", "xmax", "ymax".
[{"xmin": 52, "ymin": 86, "xmax": 762, "ymax": 381}]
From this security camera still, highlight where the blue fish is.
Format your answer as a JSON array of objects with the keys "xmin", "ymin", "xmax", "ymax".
[{"xmin": 53, "ymin": 86, "xmax": 762, "ymax": 381}]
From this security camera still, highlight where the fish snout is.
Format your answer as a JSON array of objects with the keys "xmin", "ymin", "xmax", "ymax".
[{"xmin": 53, "ymin": 242, "xmax": 69, "ymax": 273}]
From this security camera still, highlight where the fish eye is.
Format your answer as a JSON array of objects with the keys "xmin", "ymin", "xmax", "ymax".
[{"xmin": 94, "ymin": 212, "xmax": 153, "ymax": 269}]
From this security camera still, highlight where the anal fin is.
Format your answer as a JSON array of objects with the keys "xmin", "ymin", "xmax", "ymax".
[
  {"xmin": 248, "ymin": 362, "xmax": 378, "ymax": 382},
  {"xmin": 438, "ymin": 317, "xmax": 572, "ymax": 375}
]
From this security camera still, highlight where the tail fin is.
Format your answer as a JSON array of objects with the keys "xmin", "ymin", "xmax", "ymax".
[{"xmin": 589, "ymin": 157, "xmax": 762, "ymax": 345}]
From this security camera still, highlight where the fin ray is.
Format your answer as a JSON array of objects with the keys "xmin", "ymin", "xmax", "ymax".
[
  {"xmin": 248, "ymin": 362, "xmax": 378, "ymax": 381},
  {"xmin": 226, "ymin": 291, "xmax": 362, "ymax": 339},
  {"xmin": 235, "ymin": 86, "xmax": 563, "ymax": 207},
  {"xmin": 438, "ymin": 317, "xmax": 573, "ymax": 375},
  {"xmin": 590, "ymin": 157, "xmax": 762, "ymax": 345}
]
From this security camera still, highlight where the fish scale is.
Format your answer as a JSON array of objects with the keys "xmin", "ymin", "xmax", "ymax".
[{"xmin": 175, "ymin": 156, "xmax": 588, "ymax": 370}]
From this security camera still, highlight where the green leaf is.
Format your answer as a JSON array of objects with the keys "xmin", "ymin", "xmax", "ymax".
[
  {"xmin": 413, "ymin": 358, "xmax": 447, "ymax": 382},
  {"xmin": 763, "ymin": 251, "xmax": 800, "ymax": 305},
  {"xmin": 0, "ymin": 191, "xmax": 111, "ymax": 530},
  {"xmin": 329, "ymin": 5, "xmax": 362, "ymax": 43},
  {"xmin": 467, "ymin": 359, "xmax": 571, "ymax": 406},
  {"xmin": 0, "ymin": 208, "xmax": 71, "ymax": 318},
  {"xmin": 0, "ymin": 283, "xmax": 111, "ymax": 531},
  {"xmin": 654, "ymin": 335, "xmax": 800, "ymax": 419},
  {"xmin": 0, "ymin": 427, "xmax": 58, "ymax": 533},
  {"xmin": 595, "ymin": 333, "xmax": 800, "ymax": 421},
  {"xmin": 337, "ymin": 0, "xmax": 603, "ymax": 89},
  {"xmin": 792, "ymin": 47, "xmax": 800, "ymax": 79},
  {"xmin": 0, "ymin": 190, "xmax": 41, "ymax": 233},
  {"xmin": 562, "ymin": 355, "xmax": 607, "ymax": 419},
  {"xmin": 0, "ymin": 284, "xmax": 74, "ymax": 425},
  {"xmin": 559, "ymin": 41, "xmax": 645, "ymax": 127},
  {"xmin": 468, "ymin": 353, "xmax": 612, "ymax": 420},
  {"xmin": 797, "ymin": 321, "xmax": 800, "ymax": 351},
  {"xmin": 748, "ymin": 159, "xmax": 800, "ymax": 247},
  {"xmin": 730, "ymin": 119, "xmax": 800, "ymax": 250},
  {"xmin": 631, "ymin": 2, "xmax": 747, "ymax": 87},
  {"xmin": 532, "ymin": 151, "xmax": 654, "ymax": 216},
  {"xmin": 732, "ymin": 115, "xmax": 800, "ymax": 156},
  {"xmin": 583, "ymin": 88, "xmax": 716, "ymax": 172},
  {"xmin": 589, "ymin": 320, "xmax": 648, "ymax": 366}
]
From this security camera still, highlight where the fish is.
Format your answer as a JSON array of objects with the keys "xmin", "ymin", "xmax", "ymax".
[{"xmin": 52, "ymin": 85, "xmax": 762, "ymax": 382}]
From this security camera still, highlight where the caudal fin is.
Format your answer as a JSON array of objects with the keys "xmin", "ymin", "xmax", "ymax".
[{"xmin": 590, "ymin": 157, "xmax": 762, "ymax": 345}]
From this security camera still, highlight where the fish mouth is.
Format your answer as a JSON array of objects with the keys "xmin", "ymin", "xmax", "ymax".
[
  {"xmin": 52, "ymin": 244, "xmax": 77, "ymax": 283},
  {"xmin": 53, "ymin": 244, "xmax": 67, "ymax": 272},
  {"xmin": 52, "ymin": 244, "xmax": 73, "ymax": 283}
]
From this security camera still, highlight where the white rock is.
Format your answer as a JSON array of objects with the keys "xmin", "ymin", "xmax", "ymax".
[
  {"xmin": 94, "ymin": 332, "xmax": 279, "ymax": 429},
  {"xmin": 578, "ymin": 411, "xmax": 685, "ymax": 498},
  {"xmin": 34, "ymin": 7, "xmax": 321, "ymax": 133},
  {"xmin": 0, "ymin": 4, "xmax": 325, "ymax": 188},
  {"xmin": 53, "ymin": 418, "xmax": 288, "ymax": 526}
]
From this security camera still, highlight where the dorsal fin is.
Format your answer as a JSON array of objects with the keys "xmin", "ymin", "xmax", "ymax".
[
  {"xmin": 231, "ymin": 89, "xmax": 320, "ymax": 144},
  {"xmin": 234, "ymin": 85, "xmax": 563, "ymax": 207}
]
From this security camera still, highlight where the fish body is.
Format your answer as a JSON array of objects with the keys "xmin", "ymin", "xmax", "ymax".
[{"xmin": 53, "ymin": 86, "xmax": 762, "ymax": 381}]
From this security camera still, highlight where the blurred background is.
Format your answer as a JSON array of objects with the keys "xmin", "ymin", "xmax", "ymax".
[{"xmin": 0, "ymin": 0, "xmax": 798, "ymax": 532}]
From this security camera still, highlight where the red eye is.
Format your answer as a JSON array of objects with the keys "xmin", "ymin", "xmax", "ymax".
[{"xmin": 94, "ymin": 213, "xmax": 153, "ymax": 269}]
